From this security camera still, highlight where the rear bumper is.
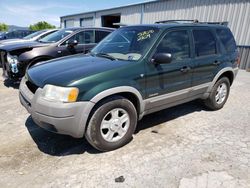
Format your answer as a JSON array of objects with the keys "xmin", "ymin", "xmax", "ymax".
[{"xmin": 19, "ymin": 77, "xmax": 95, "ymax": 138}]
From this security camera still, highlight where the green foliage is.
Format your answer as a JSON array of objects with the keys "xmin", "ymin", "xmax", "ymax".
[
  {"xmin": 29, "ymin": 21, "xmax": 56, "ymax": 31},
  {"xmin": 0, "ymin": 23, "xmax": 8, "ymax": 31}
]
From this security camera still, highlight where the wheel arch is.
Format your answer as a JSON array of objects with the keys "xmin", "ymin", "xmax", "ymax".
[
  {"xmin": 89, "ymin": 86, "xmax": 145, "ymax": 116},
  {"xmin": 207, "ymin": 67, "xmax": 236, "ymax": 93}
]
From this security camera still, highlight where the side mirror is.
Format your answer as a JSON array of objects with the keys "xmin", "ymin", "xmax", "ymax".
[
  {"xmin": 66, "ymin": 40, "xmax": 78, "ymax": 47},
  {"xmin": 152, "ymin": 53, "xmax": 172, "ymax": 65}
]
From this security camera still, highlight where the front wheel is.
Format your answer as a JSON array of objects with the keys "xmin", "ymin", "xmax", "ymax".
[
  {"xmin": 85, "ymin": 96, "xmax": 138, "ymax": 151},
  {"xmin": 204, "ymin": 77, "xmax": 230, "ymax": 110}
]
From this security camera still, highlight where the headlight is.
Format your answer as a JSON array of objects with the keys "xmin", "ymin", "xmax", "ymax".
[
  {"xmin": 7, "ymin": 53, "xmax": 18, "ymax": 64},
  {"xmin": 42, "ymin": 85, "xmax": 79, "ymax": 103}
]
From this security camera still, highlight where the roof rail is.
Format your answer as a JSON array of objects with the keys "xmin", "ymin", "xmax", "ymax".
[
  {"xmin": 155, "ymin": 19, "xmax": 199, "ymax": 24},
  {"xmin": 155, "ymin": 20, "xmax": 228, "ymax": 26},
  {"xmin": 113, "ymin": 23, "xmax": 128, "ymax": 27},
  {"xmin": 199, "ymin": 21, "xmax": 228, "ymax": 26}
]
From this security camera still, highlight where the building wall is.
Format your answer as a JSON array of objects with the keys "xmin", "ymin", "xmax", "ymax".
[{"xmin": 61, "ymin": 0, "xmax": 250, "ymax": 70}]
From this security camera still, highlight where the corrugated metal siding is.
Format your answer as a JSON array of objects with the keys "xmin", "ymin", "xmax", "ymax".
[
  {"xmin": 94, "ymin": 5, "xmax": 142, "ymax": 27},
  {"xmin": 238, "ymin": 46, "xmax": 250, "ymax": 71},
  {"xmin": 143, "ymin": 0, "xmax": 250, "ymax": 46}
]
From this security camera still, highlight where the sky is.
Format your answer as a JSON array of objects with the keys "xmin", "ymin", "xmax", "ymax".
[{"xmin": 0, "ymin": 0, "xmax": 152, "ymax": 27}]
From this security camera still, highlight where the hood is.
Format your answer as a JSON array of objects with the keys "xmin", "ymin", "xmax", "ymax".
[
  {"xmin": 0, "ymin": 41, "xmax": 50, "ymax": 51},
  {"xmin": 28, "ymin": 54, "xmax": 132, "ymax": 87},
  {"xmin": 0, "ymin": 39, "xmax": 30, "ymax": 44}
]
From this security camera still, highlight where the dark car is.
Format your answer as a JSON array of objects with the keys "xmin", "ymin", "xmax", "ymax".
[
  {"xmin": 0, "ymin": 29, "xmax": 58, "ymax": 44},
  {"xmin": 20, "ymin": 22, "xmax": 239, "ymax": 151},
  {"xmin": 0, "ymin": 27, "xmax": 114, "ymax": 80},
  {"xmin": 0, "ymin": 30, "xmax": 34, "ymax": 40}
]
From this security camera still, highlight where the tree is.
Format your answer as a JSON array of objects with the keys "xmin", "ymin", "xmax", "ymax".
[
  {"xmin": 29, "ymin": 21, "xmax": 56, "ymax": 31},
  {"xmin": 0, "ymin": 23, "xmax": 8, "ymax": 31}
]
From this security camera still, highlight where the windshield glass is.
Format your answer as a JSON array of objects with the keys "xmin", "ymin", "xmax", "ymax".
[
  {"xmin": 91, "ymin": 26, "xmax": 160, "ymax": 61},
  {"xmin": 39, "ymin": 29, "xmax": 74, "ymax": 43},
  {"xmin": 23, "ymin": 30, "xmax": 46, "ymax": 39}
]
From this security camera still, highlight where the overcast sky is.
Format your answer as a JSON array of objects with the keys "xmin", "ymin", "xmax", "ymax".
[{"xmin": 0, "ymin": 0, "xmax": 152, "ymax": 27}]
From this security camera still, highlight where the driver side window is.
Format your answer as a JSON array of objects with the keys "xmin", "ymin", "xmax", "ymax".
[
  {"xmin": 62, "ymin": 30, "xmax": 95, "ymax": 45},
  {"xmin": 156, "ymin": 30, "xmax": 190, "ymax": 61}
]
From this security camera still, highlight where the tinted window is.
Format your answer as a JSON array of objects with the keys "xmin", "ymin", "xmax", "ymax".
[
  {"xmin": 193, "ymin": 30, "xmax": 217, "ymax": 56},
  {"xmin": 156, "ymin": 30, "xmax": 190, "ymax": 60},
  {"xmin": 95, "ymin": 30, "xmax": 111, "ymax": 43},
  {"xmin": 65, "ymin": 30, "xmax": 94, "ymax": 44},
  {"xmin": 216, "ymin": 29, "xmax": 236, "ymax": 53}
]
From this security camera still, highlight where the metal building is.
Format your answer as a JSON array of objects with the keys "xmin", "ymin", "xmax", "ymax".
[{"xmin": 60, "ymin": 0, "xmax": 250, "ymax": 70}]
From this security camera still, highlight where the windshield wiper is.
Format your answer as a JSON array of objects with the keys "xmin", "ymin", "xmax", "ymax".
[{"xmin": 95, "ymin": 53, "xmax": 117, "ymax": 61}]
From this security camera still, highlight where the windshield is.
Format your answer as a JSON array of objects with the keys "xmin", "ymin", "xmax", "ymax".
[
  {"xmin": 91, "ymin": 26, "xmax": 160, "ymax": 61},
  {"xmin": 23, "ymin": 30, "xmax": 46, "ymax": 39},
  {"xmin": 39, "ymin": 29, "xmax": 74, "ymax": 43}
]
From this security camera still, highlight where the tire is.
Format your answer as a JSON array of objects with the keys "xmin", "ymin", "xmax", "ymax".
[
  {"xmin": 85, "ymin": 96, "xmax": 138, "ymax": 151},
  {"xmin": 204, "ymin": 77, "xmax": 230, "ymax": 110}
]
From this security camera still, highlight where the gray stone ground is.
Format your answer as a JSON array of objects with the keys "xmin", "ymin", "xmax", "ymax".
[{"xmin": 0, "ymin": 68, "xmax": 249, "ymax": 188}]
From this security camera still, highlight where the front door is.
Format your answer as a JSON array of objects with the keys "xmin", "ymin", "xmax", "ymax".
[
  {"xmin": 57, "ymin": 30, "xmax": 96, "ymax": 57},
  {"xmin": 145, "ymin": 29, "xmax": 193, "ymax": 111}
]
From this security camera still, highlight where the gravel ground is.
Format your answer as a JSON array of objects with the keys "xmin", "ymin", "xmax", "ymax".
[{"xmin": 0, "ymin": 68, "xmax": 249, "ymax": 188}]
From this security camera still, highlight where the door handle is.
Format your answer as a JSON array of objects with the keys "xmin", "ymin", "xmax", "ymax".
[
  {"xmin": 213, "ymin": 60, "xmax": 221, "ymax": 65},
  {"xmin": 180, "ymin": 66, "xmax": 191, "ymax": 73}
]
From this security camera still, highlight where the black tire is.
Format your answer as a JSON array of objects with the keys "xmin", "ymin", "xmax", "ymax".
[
  {"xmin": 204, "ymin": 77, "xmax": 230, "ymax": 110},
  {"xmin": 85, "ymin": 96, "xmax": 138, "ymax": 151}
]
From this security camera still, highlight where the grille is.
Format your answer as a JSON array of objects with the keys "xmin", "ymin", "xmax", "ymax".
[{"xmin": 26, "ymin": 80, "xmax": 39, "ymax": 94}]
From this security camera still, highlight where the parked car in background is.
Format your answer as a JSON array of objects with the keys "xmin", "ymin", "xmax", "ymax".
[
  {"xmin": 0, "ymin": 29, "xmax": 58, "ymax": 44},
  {"xmin": 0, "ymin": 30, "xmax": 34, "ymax": 40},
  {"xmin": 0, "ymin": 27, "xmax": 114, "ymax": 80},
  {"xmin": 19, "ymin": 23, "xmax": 239, "ymax": 151}
]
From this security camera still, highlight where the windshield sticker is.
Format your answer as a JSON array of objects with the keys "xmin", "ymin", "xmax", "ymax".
[{"xmin": 137, "ymin": 30, "xmax": 154, "ymax": 41}]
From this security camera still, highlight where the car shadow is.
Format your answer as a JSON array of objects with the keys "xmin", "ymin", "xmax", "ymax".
[
  {"xmin": 25, "ymin": 100, "xmax": 207, "ymax": 156},
  {"xmin": 25, "ymin": 117, "xmax": 101, "ymax": 156},
  {"xmin": 4, "ymin": 79, "xmax": 20, "ymax": 89},
  {"xmin": 135, "ymin": 100, "xmax": 207, "ymax": 133}
]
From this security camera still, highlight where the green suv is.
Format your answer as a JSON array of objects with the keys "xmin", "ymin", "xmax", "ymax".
[{"xmin": 19, "ymin": 23, "xmax": 239, "ymax": 151}]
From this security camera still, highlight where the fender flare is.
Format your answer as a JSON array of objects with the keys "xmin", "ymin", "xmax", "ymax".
[
  {"xmin": 206, "ymin": 67, "xmax": 237, "ymax": 93},
  {"xmin": 90, "ymin": 86, "xmax": 145, "ymax": 115}
]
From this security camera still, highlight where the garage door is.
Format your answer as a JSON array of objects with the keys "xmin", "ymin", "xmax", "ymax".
[
  {"xmin": 64, "ymin": 19, "xmax": 74, "ymax": 28},
  {"xmin": 80, "ymin": 17, "xmax": 94, "ymax": 27}
]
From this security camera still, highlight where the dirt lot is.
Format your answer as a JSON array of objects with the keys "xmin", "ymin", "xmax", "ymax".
[{"xmin": 0, "ymin": 68, "xmax": 250, "ymax": 188}]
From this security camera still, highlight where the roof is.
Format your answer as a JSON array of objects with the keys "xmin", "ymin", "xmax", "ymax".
[
  {"xmin": 59, "ymin": 27, "xmax": 115, "ymax": 31},
  {"xmin": 60, "ymin": 0, "xmax": 157, "ymax": 18},
  {"xmin": 121, "ymin": 23, "xmax": 228, "ymax": 29}
]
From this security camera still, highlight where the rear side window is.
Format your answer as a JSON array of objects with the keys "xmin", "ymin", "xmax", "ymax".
[
  {"xmin": 156, "ymin": 30, "xmax": 190, "ymax": 60},
  {"xmin": 95, "ymin": 30, "xmax": 111, "ymax": 43},
  {"xmin": 193, "ymin": 30, "xmax": 217, "ymax": 57},
  {"xmin": 216, "ymin": 29, "xmax": 237, "ymax": 53}
]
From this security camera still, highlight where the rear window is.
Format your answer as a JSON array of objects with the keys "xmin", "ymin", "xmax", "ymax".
[
  {"xmin": 193, "ymin": 30, "xmax": 217, "ymax": 57},
  {"xmin": 216, "ymin": 29, "xmax": 237, "ymax": 53}
]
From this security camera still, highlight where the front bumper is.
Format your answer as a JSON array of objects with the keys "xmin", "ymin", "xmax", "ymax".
[
  {"xmin": 0, "ymin": 50, "xmax": 25, "ymax": 80},
  {"xmin": 19, "ymin": 77, "xmax": 95, "ymax": 138}
]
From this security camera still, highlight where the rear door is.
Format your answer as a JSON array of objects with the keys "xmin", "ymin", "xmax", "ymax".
[{"xmin": 190, "ymin": 28, "xmax": 221, "ymax": 90}]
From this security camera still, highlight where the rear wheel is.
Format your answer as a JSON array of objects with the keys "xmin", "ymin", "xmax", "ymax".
[
  {"xmin": 85, "ymin": 96, "xmax": 137, "ymax": 151},
  {"xmin": 204, "ymin": 77, "xmax": 230, "ymax": 110}
]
